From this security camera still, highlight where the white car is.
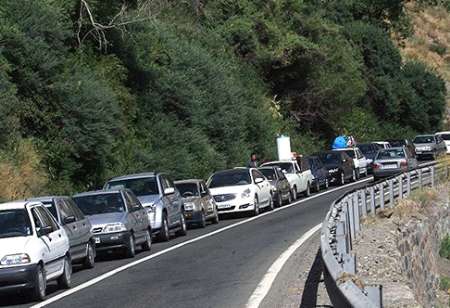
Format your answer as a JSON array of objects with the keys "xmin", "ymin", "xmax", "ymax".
[
  {"xmin": 374, "ymin": 141, "xmax": 391, "ymax": 149},
  {"xmin": 435, "ymin": 131, "xmax": 450, "ymax": 154},
  {"xmin": 0, "ymin": 201, "xmax": 71, "ymax": 300},
  {"xmin": 334, "ymin": 147, "xmax": 368, "ymax": 178},
  {"xmin": 207, "ymin": 168, "xmax": 273, "ymax": 216},
  {"xmin": 261, "ymin": 159, "xmax": 314, "ymax": 200}
]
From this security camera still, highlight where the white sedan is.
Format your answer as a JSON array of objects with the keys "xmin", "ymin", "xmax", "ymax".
[{"xmin": 207, "ymin": 168, "xmax": 273, "ymax": 216}]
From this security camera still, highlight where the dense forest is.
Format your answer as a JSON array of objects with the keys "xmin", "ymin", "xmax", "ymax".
[{"xmin": 0, "ymin": 0, "xmax": 447, "ymax": 198}]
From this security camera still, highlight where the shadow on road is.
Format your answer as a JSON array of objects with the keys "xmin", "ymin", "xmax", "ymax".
[{"xmin": 299, "ymin": 248, "xmax": 333, "ymax": 308}]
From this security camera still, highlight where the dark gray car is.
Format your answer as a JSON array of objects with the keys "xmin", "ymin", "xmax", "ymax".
[
  {"xmin": 104, "ymin": 173, "xmax": 187, "ymax": 242},
  {"xmin": 174, "ymin": 180, "xmax": 219, "ymax": 228},
  {"xmin": 27, "ymin": 196, "xmax": 96, "ymax": 268},
  {"xmin": 372, "ymin": 147, "xmax": 418, "ymax": 180},
  {"xmin": 73, "ymin": 189, "xmax": 152, "ymax": 258}
]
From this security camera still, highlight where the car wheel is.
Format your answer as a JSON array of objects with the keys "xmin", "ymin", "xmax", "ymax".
[
  {"xmin": 304, "ymin": 183, "xmax": 311, "ymax": 197},
  {"xmin": 268, "ymin": 196, "xmax": 274, "ymax": 211},
  {"xmin": 57, "ymin": 256, "xmax": 72, "ymax": 289},
  {"xmin": 141, "ymin": 229, "xmax": 152, "ymax": 251},
  {"xmin": 158, "ymin": 213, "xmax": 170, "ymax": 242},
  {"xmin": 286, "ymin": 190, "xmax": 292, "ymax": 205},
  {"xmin": 276, "ymin": 193, "xmax": 282, "ymax": 207},
  {"xmin": 340, "ymin": 172, "xmax": 345, "ymax": 185},
  {"xmin": 291, "ymin": 187, "xmax": 297, "ymax": 200},
  {"xmin": 31, "ymin": 264, "xmax": 46, "ymax": 301},
  {"xmin": 315, "ymin": 181, "xmax": 320, "ymax": 193},
  {"xmin": 125, "ymin": 234, "xmax": 136, "ymax": 258},
  {"xmin": 199, "ymin": 211, "xmax": 207, "ymax": 228},
  {"xmin": 325, "ymin": 179, "xmax": 329, "ymax": 189},
  {"xmin": 253, "ymin": 196, "xmax": 260, "ymax": 216},
  {"xmin": 176, "ymin": 213, "xmax": 187, "ymax": 236},
  {"xmin": 83, "ymin": 242, "xmax": 95, "ymax": 269}
]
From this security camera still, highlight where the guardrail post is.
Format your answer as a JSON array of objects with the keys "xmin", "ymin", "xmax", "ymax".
[
  {"xmin": 369, "ymin": 186, "xmax": 376, "ymax": 215},
  {"xmin": 336, "ymin": 221, "xmax": 347, "ymax": 256},
  {"xmin": 398, "ymin": 176, "xmax": 403, "ymax": 199},
  {"xmin": 418, "ymin": 169, "xmax": 423, "ymax": 188},
  {"xmin": 360, "ymin": 190, "xmax": 367, "ymax": 217},
  {"xmin": 379, "ymin": 183, "xmax": 385, "ymax": 209},
  {"xmin": 431, "ymin": 166, "xmax": 435, "ymax": 187},
  {"xmin": 406, "ymin": 173, "xmax": 411, "ymax": 196},
  {"xmin": 347, "ymin": 200, "xmax": 356, "ymax": 242},
  {"xmin": 366, "ymin": 285, "xmax": 383, "ymax": 308},
  {"xmin": 389, "ymin": 180, "xmax": 394, "ymax": 207},
  {"xmin": 353, "ymin": 193, "xmax": 360, "ymax": 234}
]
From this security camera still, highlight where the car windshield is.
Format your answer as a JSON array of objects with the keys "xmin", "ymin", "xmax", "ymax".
[
  {"xmin": 437, "ymin": 134, "xmax": 450, "ymax": 141},
  {"xmin": 208, "ymin": 170, "xmax": 251, "ymax": 188},
  {"xmin": 319, "ymin": 153, "xmax": 341, "ymax": 164},
  {"xmin": 74, "ymin": 193, "xmax": 125, "ymax": 215},
  {"xmin": 258, "ymin": 168, "xmax": 276, "ymax": 181},
  {"xmin": 414, "ymin": 136, "xmax": 434, "ymax": 144},
  {"xmin": 376, "ymin": 149, "xmax": 405, "ymax": 160},
  {"xmin": 41, "ymin": 201, "xmax": 57, "ymax": 218},
  {"xmin": 262, "ymin": 163, "xmax": 294, "ymax": 173},
  {"xmin": 106, "ymin": 177, "xmax": 159, "ymax": 196},
  {"xmin": 175, "ymin": 183, "xmax": 199, "ymax": 198},
  {"xmin": 0, "ymin": 209, "xmax": 32, "ymax": 239}
]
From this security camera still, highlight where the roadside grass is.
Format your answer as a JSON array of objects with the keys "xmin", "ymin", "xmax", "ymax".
[
  {"xmin": 440, "ymin": 276, "xmax": 450, "ymax": 293},
  {"xmin": 440, "ymin": 235, "xmax": 450, "ymax": 260}
]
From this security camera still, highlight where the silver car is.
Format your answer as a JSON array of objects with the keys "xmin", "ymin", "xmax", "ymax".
[
  {"xmin": 73, "ymin": 189, "xmax": 152, "ymax": 258},
  {"xmin": 372, "ymin": 147, "xmax": 418, "ymax": 180},
  {"xmin": 413, "ymin": 134, "xmax": 447, "ymax": 160},
  {"xmin": 174, "ymin": 179, "xmax": 219, "ymax": 228}
]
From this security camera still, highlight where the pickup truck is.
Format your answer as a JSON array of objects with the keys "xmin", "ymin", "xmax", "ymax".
[{"xmin": 261, "ymin": 158, "xmax": 314, "ymax": 200}]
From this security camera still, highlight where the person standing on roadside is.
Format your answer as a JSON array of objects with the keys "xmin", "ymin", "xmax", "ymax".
[{"xmin": 247, "ymin": 153, "xmax": 259, "ymax": 168}]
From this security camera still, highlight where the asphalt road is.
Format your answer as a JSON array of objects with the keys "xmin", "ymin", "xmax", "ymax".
[{"xmin": 1, "ymin": 178, "xmax": 373, "ymax": 308}]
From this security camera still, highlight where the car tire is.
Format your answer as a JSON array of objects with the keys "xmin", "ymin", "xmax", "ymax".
[
  {"xmin": 158, "ymin": 213, "xmax": 170, "ymax": 242},
  {"xmin": 286, "ymin": 190, "xmax": 292, "ymax": 205},
  {"xmin": 268, "ymin": 196, "xmax": 274, "ymax": 211},
  {"xmin": 125, "ymin": 234, "xmax": 136, "ymax": 258},
  {"xmin": 252, "ymin": 196, "xmax": 260, "ymax": 216},
  {"xmin": 276, "ymin": 193, "xmax": 282, "ymax": 207},
  {"xmin": 304, "ymin": 183, "xmax": 311, "ymax": 197},
  {"xmin": 315, "ymin": 181, "xmax": 320, "ymax": 193},
  {"xmin": 141, "ymin": 229, "xmax": 152, "ymax": 251},
  {"xmin": 176, "ymin": 213, "xmax": 187, "ymax": 236},
  {"xmin": 83, "ymin": 242, "xmax": 95, "ymax": 269},
  {"xmin": 57, "ymin": 256, "xmax": 72, "ymax": 289},
  {"xmin": 211, "ymin": 209, "xmax": 219, "ymax": 224},
  {"xmin": 31, "ymin": 264, "xmax": 46, "ymax": 301},
  {"xmin": 199, "ymin": 211, "xmax": 207, "ymax": 228}
]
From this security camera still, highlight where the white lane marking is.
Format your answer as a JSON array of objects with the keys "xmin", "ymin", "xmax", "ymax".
[
  {"xmin": 31, "ymin": 177, "xmax": 371, "ymax": 308},
  {"xmin": 245, "ymin": 224, "xmax": 322, "ymax": 308}
]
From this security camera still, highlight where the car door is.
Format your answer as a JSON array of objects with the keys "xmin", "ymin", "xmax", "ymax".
[
  {"xmin": 202, "ymin": 182, "xmax": 216, "ymax": 215},
  {"xmin": 66, "ymin": 198, "xmax": 91, "ymax": 255},
  {"xmin": 32, "ymin": 206, "xmax": 66, "ymax": 276},
  {"xmin": 253, "ymin": 169, "xmax": 271, "ymax": 205},
  {"xmin": 127, "ymin": 191, "xmax": 148, "ymax": 237},
  {"xmin": 56, "ymin": 198, "xmax": 79, "ymax": 258},
  {"xmin": 161, "ymin": 176, "xmax": 181, "ymax": 226},
  {"xmin": 276, "ymin": 168, "xmax": 290, "ymax": 197},
  {"xmin": 293, "ymin": 161, "xmax": 305, "ymax": 192}
]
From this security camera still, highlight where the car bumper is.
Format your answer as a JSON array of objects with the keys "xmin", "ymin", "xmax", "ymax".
[
  {"xmin": 215, "ymin": 200, "xmax": 255, "ymax": 214},
  {"xmin": 373, "ymin": 169, "xmax": 402, "ymax": 179},
  {"xmin": 0, "ymin": 264, "xmax": 37, "ymax": 292},
  {"xmin": 93, "ymin": 231, "xmax": 130, "ymax": 252},
  {"xmin": 184, "ymin": 210, "xmax": 203, "ymax": 223}
]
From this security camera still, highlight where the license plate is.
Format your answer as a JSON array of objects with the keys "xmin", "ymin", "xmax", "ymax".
[
  {"xmin": 95, "ymin": 237, "xmax": 100, "ymax": 244},
  {"xmin": 383, "ymin": 164, "xmax": 397, "ymax": 169},
  {"xmin": 217, "ymin": 204, "xmax": 232, "ymax": 209}
]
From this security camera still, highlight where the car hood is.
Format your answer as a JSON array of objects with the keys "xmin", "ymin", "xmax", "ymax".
[
  {"xmin": 87, "ymin": 212, "xmax": 127, "ymax": 226},
  {"xmin": 209, "ymin": 185, "xmax": 252, "ymax": 195},
  {"xmin": 137, "ymin": 195, "xmax": 161, "ymax": 207},
  {"xmin": 0, "ymin": 236, "xmax": 33, "ymax": 255}
]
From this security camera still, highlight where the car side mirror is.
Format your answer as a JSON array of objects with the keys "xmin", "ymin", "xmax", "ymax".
[
  {"xmin": 164, "ymin": 187, "xmax": 175, "ymax": 195},
  {"xmin": 255, "ymin": 177, "xmax": 264, "ymax": 184},
  {"xmin": 38, "ymin": 225, "xmax": 53, "ymax": 237},
  {"xmin": 63, "ymin": 216, "xmax": 76, "ymax": 225}
]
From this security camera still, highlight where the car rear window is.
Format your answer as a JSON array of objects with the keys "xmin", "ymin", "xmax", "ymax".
[
  {"xmin": 175, "ymin": 183, "xmax": 199, "ymax": 198},
  {"xmin": 437, "ymin": 134, "xmax": 450, "ymax": 141},
  {"xmin": 376, "ymin": 149, "xmax": 405, "ymax": 160},
  {"xmin": 0, "ymin": 209, "xmax": 32, "ymax": 238},
  {"xmin": 318, "ymin": 153, "xmax": 341, "ymax": 164},
  {"xmin": 258, "ymin": 168, "xmax": 276, "ymax": 180},
  {"xmin": 106, "ymin": 177, "xmax": 159, "ymax": 196},
  {"xmin": 262, "ymin": 162, "xmax": 295, "ymax": 173},
  {"xmin": 413, "ymin": 136, "xmax": 434, "ymax": 144},
  {"xmin": 74, "ymin": 193, "xmax": 125, "ymax": 215}
]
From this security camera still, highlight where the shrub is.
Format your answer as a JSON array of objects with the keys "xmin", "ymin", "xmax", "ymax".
[{"xmin": 440, "ymin": 235, "xmax": 450, "ymax": 260}]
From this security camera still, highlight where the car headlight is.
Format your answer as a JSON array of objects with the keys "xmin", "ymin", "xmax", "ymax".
[
  {"xmin": 1, "ymin": 253, "xmax": 31, "ymax": 266},
  {"xmin": 103, "ymin": 223, "xmax": 127, "ymax": 233},
  {"xmin": 184, "ymin": 202, "xmax": 194, "ymax": 211},
  {"xmin": 329, "ymin": 168, "xmax": 339, "ymax": 173},
  {"xmin": 241, "ymin": 188, "xmax": 251, "ymax": 199}
]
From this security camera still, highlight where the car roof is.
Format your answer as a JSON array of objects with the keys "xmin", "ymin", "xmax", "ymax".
[
  {"xmin": 333, "ymin": 148, "xmax": 355, "ymax": 151},
  {"xmin": 436, "ymin": 131, "xmax": 450, "ymax": 134},
  {"xmin": 262, "ymin": 160, "xmax": 294, "ymax": 165},
  {"xmin": 0, "ymin": 201, "xmax": 42, "ymax": 211},
  {"xmin": 174, "ymin": 179, "xmax": 203, "ymax": 184},
  {"xmin": 213, "ymin": 168, "xmax": 250, "ymax": 175},
  {"xmin": 73, "ymin": 189, "xmax": 123, "ymax": 198},
  {"xmin": 414, "ymin": 134, "xmax": 434, "ymax": 138},
  {"xmin": 107, "ymin": 172, "xmax": 158, "ymax": 182},
  {"xmin": 27, "ymin": 196, "xmax": 69, "ymax": 203},
  {"xmin": 379, "ymin": 146, "xmax": 404, "ymax": 151}
]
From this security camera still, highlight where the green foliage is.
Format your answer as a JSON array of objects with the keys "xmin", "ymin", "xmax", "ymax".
[{"xmin": 440, "ymin": 235, "xmax": 450, "ymax": 260}]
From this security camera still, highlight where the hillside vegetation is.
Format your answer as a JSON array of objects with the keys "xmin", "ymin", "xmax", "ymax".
[{"xmin": 0, "ymin": 0, "xmax": 447, "ymax": 197}]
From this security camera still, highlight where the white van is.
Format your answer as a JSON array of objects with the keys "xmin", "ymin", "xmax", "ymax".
[{"xmin": 0, "ymin": 201, "xmax": 71, "ymax": 300}]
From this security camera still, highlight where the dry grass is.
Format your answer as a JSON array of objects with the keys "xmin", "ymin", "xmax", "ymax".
[
  {"xmin": 397, "ymin": 2, "xmax": 450, "ymax": 128},
  {"xmin": 0, "ymin": 139, "xmax": 48, "ymax": 202}
]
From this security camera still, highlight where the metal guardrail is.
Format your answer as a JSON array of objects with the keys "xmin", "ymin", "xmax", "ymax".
[{"xmin": 320, "ymin": 162, "xmax": 449, "ymax": 308}]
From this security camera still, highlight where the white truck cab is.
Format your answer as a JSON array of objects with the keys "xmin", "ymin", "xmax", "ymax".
[
  {"xmin": 0, "ymin": 201, "xmax": 71, "ymax": 300},
  {"xmin": 261, "ymin": 159, "xmax": 314, "ymax": 200},
  {"xmin": 334, "ymin": 147, "xmax": 368, "ymax": 178}
]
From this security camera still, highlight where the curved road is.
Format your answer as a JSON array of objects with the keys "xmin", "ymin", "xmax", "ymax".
[{"xmin": 1, "ymin": 178, "xmax": 372, "ymax": 308}]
